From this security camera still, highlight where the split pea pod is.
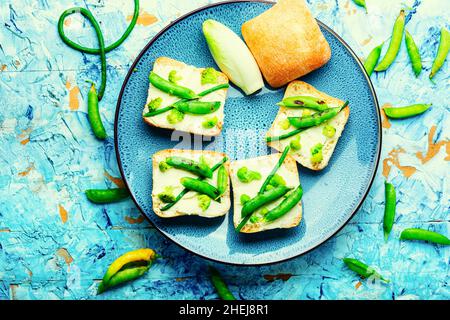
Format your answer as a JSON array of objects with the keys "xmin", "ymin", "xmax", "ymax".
[
  {"xmin": 405, "ymin": 30, "xmax": 422, "ymax": 77},
  {"xmin": 97, "ymin": 248, "xmax": 158, "ymax": 294},
  {"xmin": 241, "ymin": 186, "xmax": 292, "ymax": 218},
  {"xmin": 288, "ymin": 101, "xmax": 349, "ymax": 129},
  {"xmin": 180, "ymin": 177, "xmax": 221, "ymax": 200},
  {"xmin": 149, "ymin": 72, "xmax": 198, "ymax": 99},
  {"xmin": 264, "ymin": 185, "xmax": 303, "ymax": 222},
  {"xmin": 400, "ymin": 228, "xmax": 450, "ymax": 245},
  {"xmin": 430, "ymin": 27, "xmax": 450, "ymax": 81},
  {"xmin": 217, "ymin": 165, "xmax": 228, "ymax": 196},
  {"xmin": 375, "ymin": 10, "xmax": 405, "ymax": 72},
  {"xmin": 161, "ymin": 157, "xmax": 228, "ymax": 211},
  {"xmin": 343, "ymin": 258, "xmax": 390, "ymax": 283},
  {"xmin": 85, "ymin": 188, "xmax": 129, "ymax": 204},
  {"xmin": 277, "ymin": 96, "xmax": 330, "ymax": 111},
  {"xmin": 174, "ymin": 100, "xmax": 221, "ymax": 115},
  {"xmin": 166, "ymin": 156, "xmax": 213, "ymax": 179},
  {"xmin": 87, "ymin": 83, "xmax": 107, "ymax": 140},
  {"xmin": 364, "ymin": 43, "xmax": 384, "ymax": 76},
  {"xmin": 209, "ymin": 266, "xmax": 236, "ymax": 300},
  {"xmin": 383, "ymin": 181, "xmax": 396, "ymax": 241},
  {"xmin": 383, "ymin": 104, "xmax": 432, "ymax": 119}
]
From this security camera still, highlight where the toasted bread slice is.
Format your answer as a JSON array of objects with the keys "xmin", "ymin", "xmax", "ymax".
[
  {"xmin": 152, "ymin": 149, "xmax": 230, "ymax": 218},
  {"xmin": 229, "ymin": 153, "xmax": 302, "ymax": 233},
  {"xmin": 143, "ymin": 57, "xmax": 229, "ymax": 136},
  {"xmin": 266, "ymin": 81, "xmax": 350, "ymax": 170}
]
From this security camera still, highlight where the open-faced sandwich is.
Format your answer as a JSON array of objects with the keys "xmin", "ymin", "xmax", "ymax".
[
  {"xmin": 152, "ymin": 149, "xmax": 230, "ymax": 218},
  {"xmin": 266, "ymin": 81, "xmax": 350, "ymax": 171},
  {"xmin": 143, "ymin": 57, "xmax": 229, "ymax": 136},
  {"xmin": 230, "ymin": 148, "xmax": 303, "ymax": 233}
]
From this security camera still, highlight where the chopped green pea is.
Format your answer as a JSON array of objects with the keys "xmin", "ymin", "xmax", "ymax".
[
  {"xmin": 158, "ymin": 186, "xmax": 175, "ymax": 203},
  {"xmin": 260, "ymin": 207, "xmax": 269, "ymax": 215},
  {"xmin": 269, "ymin": 174, "xmax": 286, "ymax": 188},
  {"xmin": 159, "ymin": 161, "xmax": 171, "ymax": 172},
  {"xmin": 202, "ymin": 116, "xmax": 218, "ymax": 129},
  {"xmin": 240, "ymin": 194, "xmax": 251, "ymax": 205},
  {"xmin": 279, "ymin": 119, "xmax": 291, "ymax": 130},
  {"xmin": 311, "ymin": 143, "xmax": 324, "ymax": 163},
  {"xmin": 322, "ymin": 125, "xmax": 336, "ymax": 138},
  {"xmin": 249, "ymin": 215, "xmax": 260, "ymax": 223},
  {"xmin": 201, "ymin": 67, "xmax": 219, "ymax": 85},
  {"xmin": 168, "ymin": 70, "xmax": 182, "ymax": 84},
  {"xmin": 147, "ymin": 97, "xmax": 162, "ymax": 111},
  {"xmin": 197, "ymin": 194, "xmax": 211, "ymax": 212},
  {"xmin": 237, "ymin": 167, "xmax": 261, "ymax": 183},
  {"xmin": 167, "ymin": 108, "xmax": 185, "ymax": 124},
  {"xmin": 290, "ymin": 137, "xmax": 301, "ymax": 151}
]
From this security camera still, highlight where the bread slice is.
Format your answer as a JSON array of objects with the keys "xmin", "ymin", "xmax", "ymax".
[
  {"xmin": 229, "ymin": 153, "xmax": 302, "ymax": 233},
  {"xmin": 266, "ymin": 81, "xmax": 350, "ymax": 170},
  {"xmin": 152, "ymin": 149, "xmax": 230, "ymax": 218},
  {"xmin": 242, "ymin": 0, "xmax": 331, "ymax": 88},
  {"xmin": 143, "ymin": 57, "xmax": 229, "ymax": 136}
]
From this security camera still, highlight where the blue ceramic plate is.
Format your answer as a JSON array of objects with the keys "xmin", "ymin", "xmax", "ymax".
[{"xmin": 115, "ymin": 0, "xmax": 381, "ymax": 265}]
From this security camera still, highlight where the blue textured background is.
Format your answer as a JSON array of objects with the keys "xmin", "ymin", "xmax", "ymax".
[{"xmin": 0, "ymin": 0, "xmax": 448, "ymax": 300}]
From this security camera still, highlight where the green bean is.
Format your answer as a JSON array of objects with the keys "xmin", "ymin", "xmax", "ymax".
[
  {"xmin": 264, "ymin": 185, "xmax": 303, "ymax": 222},
  {"xmin": 87, "ymin": 83, "xmax": 107, "ymax": 139},
  {"xmin": 430, "ymin": 27, "xmax": 450, "ymax": 81},
  {"xmin": 400, "ymin": 228, "xmax": 450, "ymax": 245},
  {"xmin": 166, "ymin": 156, "xmax": 213, "ymax": 179},
  {"xmin": 85, "ymin": 188, "xmax": 129, "ymax": 204},
  {"xmin": 209, "ymin": 266, "xmax": 236, "ymax": 300},
  {"xmin": 241, "ymin": 186, "xmax": 292, "ymax": 218},
  {"xmin": 277, "ymin": 96, "xmax": 330, "ymax": 111},
  {"xmin": 217, "ymin": 165, "xmax": 228, "ymax": 195},
  {"xmin": 266, "ymin": 128, "xmax": 304, "ymax": 142},
  {"xmin": 383, "ymin": 181, "xmax": 396, "ymax": 241},
  {"xmin": 180, "ymin": 177, "xmax": 221, "ymax": 200},
  {"xmin": 383, "ymin": 104, "xmax": 432, "ymax": 119},
  {"xmin": 288, "ymin": 101, "xmax": 349, "ymax": 129},
  {"xmin": 364, "ymin": 42, "xmax": 384, "ymax": 76},
  {"xmin": 149, "ymin": 72, "xmax": 198, "ymax": 100},
  {"xmin": 174, "ymin": 101, "xmax": 221, "ymax": 115},
  {"xmin": 58, "ymin": 0, "xmax": 140, "ymax": 101},
  {"xmin": 160, "ymin": 157, "xmax": 227, "ymax": 211},
  {"xmin": 351, "ymin": 0, "xmax": 367, "ymax": 13},
  {"xmin": 375, "ymin": 10, "xmax": 405, "ymax": 72},
  {"xmin": 405, "ymin": 30, "xmax": 422, "ymax": 77},
  {"xmin": 342, "ymin": 258, "xmax": 390, "ymax": 283}
]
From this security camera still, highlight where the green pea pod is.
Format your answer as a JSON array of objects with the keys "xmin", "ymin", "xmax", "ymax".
[
  {"xmin": 405, "ymin": 30, "xmax": 422, "ymax": 77},
  {"xmin": 430, "ymin": 27, "xmax": 450, "ymax": 81},
  {"xmin": 364, "ymin": 43, "xmax": 384, "ymax": 76},
  {"xmin": 174, "ymin": 101, "xmax": 221, "ymax": 115},
  {"xmin": 166, "ymin": 156, "xmax": 213, "ymax": 179},
  {"xmin": 288, "ymin": 101, "xmax": 348, "ymax": 129},
  {"xmin": 266, "ymin": 128, "xmax": 304, "ymax": 142},
  {"xmin": 85, "ymin": 188, "xmax": 129, "ymax": 204},
  {"xmin": 352, "ymin": 0, "xmax": 367, "ymax": 13},
  {"xmin": 383, "ymin": 104, "xmax": 431, "ymax": 119},
  {"xmin": 375, "ymin": 10, "xmax": 405, "ymax": 72},
  {"xmin": 149, "ymin": 72, "xmax": 198, "ymax": 99},
  {"xmin": 277, "ymin": 96, "xmax": 329, "ymax": 111},
  {"xmin": 400, "ymin": 228, "xmax": 450, "ymax": 245},
  {"xmin": 217, "ymin": 165, "xmax": 228, "ymax": 196},
  {"xmin": 87, "ymin": 83, "xmax": 107, "ymax": 140},
  {"xmin": 241, "ymin": 186, "xmax": 292, "ymax": 218},
  {"xmin": 209, "ymin": 266, "xmax": 236, "ymax": 300},
  {"xmin": 264, "ymin": 185, "xmax": 303, "ymax": 222},
  {"xmin": 383, "ymin": 181, "xmax": 396, "ymax": 241},
  {"xmin": 161, "ymin": 157, "xmax": 227, "ymax": 211},
  {"xmin": 343, "ymin": 258, "xmax": 390, "ymax": 283},
  {"xmin": 180, "ymin": 177, "xmax": 221, "ymax": 200}
]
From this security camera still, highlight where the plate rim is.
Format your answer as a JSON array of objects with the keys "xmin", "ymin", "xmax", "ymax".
[{"xmin": 114, "ymin": 0, "xmax": 382, "ymax": 266}]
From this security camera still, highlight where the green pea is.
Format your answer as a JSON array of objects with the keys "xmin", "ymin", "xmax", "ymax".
[
  {"xmin": 202, "ymin": 116, "xmax": 218, "ymax": 129},
  {"xmin": 85, "ymin": 188, "xmax": 129, "ymax": 204},
  {"xmin": 166, "ymin": 156, "xmax": 213, "ymax": 179},
  {"xmin": 268, "ymin": 174, "xmax": 286, "ymax": 188},
  {"xmin": 87, "ymin": 83, "xmax": 107, "ymax": 140},
  {"xmin": 290, "ymin": 137, "xmax": 301, "ymax": 151},
  {"xmin": 149, "ymin": 72, "xmax": 197, "ymax": 99},
  {"xmin": 197, "ymin": 194, "xmax": 211, "ymax": 212},
  {"xmin": 405, "ymin": 30, "xmax": 422, "ymax": 77},
  {"xmin": 383, "ymin": 181, "xmax": 396, "ymax": 241},
  {"xmin": 158, "ymin": 186, "xmax": 176, "ymax": 203},
  {"xmin": 311, "ymin": 143, "xmax": 324, "ymax": 164},
  {"xmin": 322, "ymin": 125, "xmax": 336, "ymax": 138},
  {"xmin": 147, "ymin": 97, "xmax": 163, "ymax": 111},
  {"xmin": 174, "ymin": 100, "xmax": 221, "ymax": 115},
  {"xmin": 400, "ymin": 228, "xmax": 450, "ymax": 245},
  {"xmin": 240, "ymin": 194, "xmax": 251, "ymax": 205},
  {"xmin": 237, "ymin": 167, "xmax": 261, "ymax": 183},
  {"xmin": 209, "ymin": 266, "xmax": 236, "ymax": 300},
  {"xmin": 430, "ymin": 27, "xmax": 450, "ymax": 81},
  {"xmin": 159, "ymin": 161, "xmax": 171, "ymax": 172},
  {"xmin": 241, "ymin": 185, "xmax": 292, "ymax": 218},
  {"xmin": 384, "ymin": 104, "xmax": 432, "ymax": 119},
  {"xmin": 180, "ymin": 177, "xmax": 221, "ymax": 200},
  {"xmin": 167, "ymin": 108, "xmax": 185, "ymax": 124},
  {"xmin": 264, "ymin": 185, "xmax": 303, "ymax": 222},
  {"xmin": 217, "ymin": 165, "xmax": 228, "ymax": 196},
  {"xmin": 277, "ymin": 96, "xmax": 329, "ymax": 111},
  {"xmin": 201, "ymin": 68, "xmax": 219, "ymax": 85},
  {"xmin": 375, "ymin": 10, "xmax": 405, "ymax": 72},
  {"xmin": 364, "ymin": 43, "xmax": 384, "ymax": 76},
  {"xmin": 279, "ymin": 119, "xmax": 291, "ymax": 130},
  {"xmin": 168, "ymin": 70, "xmax": 182, "ymax": 84},
  {"xmin": 343, "ymin": 258, "xmax": 390, "ymax": 283},
  {"xmin": 351, "ymin": 0, "xmax": 367, "ymax": 13}
]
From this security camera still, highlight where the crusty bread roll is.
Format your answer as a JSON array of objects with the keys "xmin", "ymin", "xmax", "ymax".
[{"xmin": 242, "ymin": 0, "xmax": 331, "ymax": 88}]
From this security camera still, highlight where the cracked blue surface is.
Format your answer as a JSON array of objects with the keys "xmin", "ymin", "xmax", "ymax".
[{"xmin": 0, "ymin": 0, "xmax": 449, "ymax": 300}]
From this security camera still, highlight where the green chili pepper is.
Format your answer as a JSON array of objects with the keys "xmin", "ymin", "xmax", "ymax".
[
  {"xmin": 174, "ymin": 100, "xmax": 221, "ymax": 115},
  {"xmin": 430, "ymin": 27, "xmax": 450, "ymax": 81},
  {"xmin": 240, "ymin": 185, "xmax": 292, "ymax": 218},
  {"xmin": 405, "ymin": 30, "xmax": 422, "ymax": 77},
  {"xmin": 351, "ymin": 0, "xmax": 367, "ymax": 13},
  {"xmin": 149, "ymin": 72, "xmax": 198, "ymax": 100},
  {"xmin": 375, "ymin": 10, "xmax": 405, "ymax": 72},
  {"xmin": 400, "ymin": 228, "xmax": 450, "ymax": 245},
  {"xmin": 383, "ymin": 181, "xmax": 396, "ymax": 241},
  {"xmin": 161, "ymin": 157, "xmax": 227, "ymax": 211},
  {"xmin": 166, "ymin": 156, "xmax": 213, "ymax": 179},
  {"xmin": 58, "ymin": 0, "xmax": 140, "ymax": 100},
  {"xmin": 180, "ymin": 177, "xmax": 221, "ymax": 200},
  {"xmin": 85, "ymin": 188, "xmax": 129, "ymax": 204},
  {"xmin": 217, "ymin": 165, "xmax": 228, "ymax": 196},
  {"xmin": 97, "ymin": 248, "xmax": 157, "ymax": 294},
  {"xmin": 266, "ymin": 128, "xmax": 304, "ymax": 142},
  {"xmin": 264, "ymin": 185, "xmax": 303, "ymax": 222},
  {"xmin": 288, "ymin": 103, "xmax": 347, "ymax": 129},
  {"xmin": 277, "ymin": 96, "xmax": 329, "ymax": 111},
  {"xmin": 383, "ymin": 104, "xmax": 432, "ymax": 119},
  {"xmin": 342, "ymin": 258, "xmax": 390, "ymax": 283},
  {"xmin": 364, "ymin": 42, "xmax": 384, "ymax": 76},
  {"xmin": 209, "ymin": 266, "xmax": 236, "ymax": 300},
  {"xmin": 87, "ymin": 83, "xmax": 107, "ymax": 140}
]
